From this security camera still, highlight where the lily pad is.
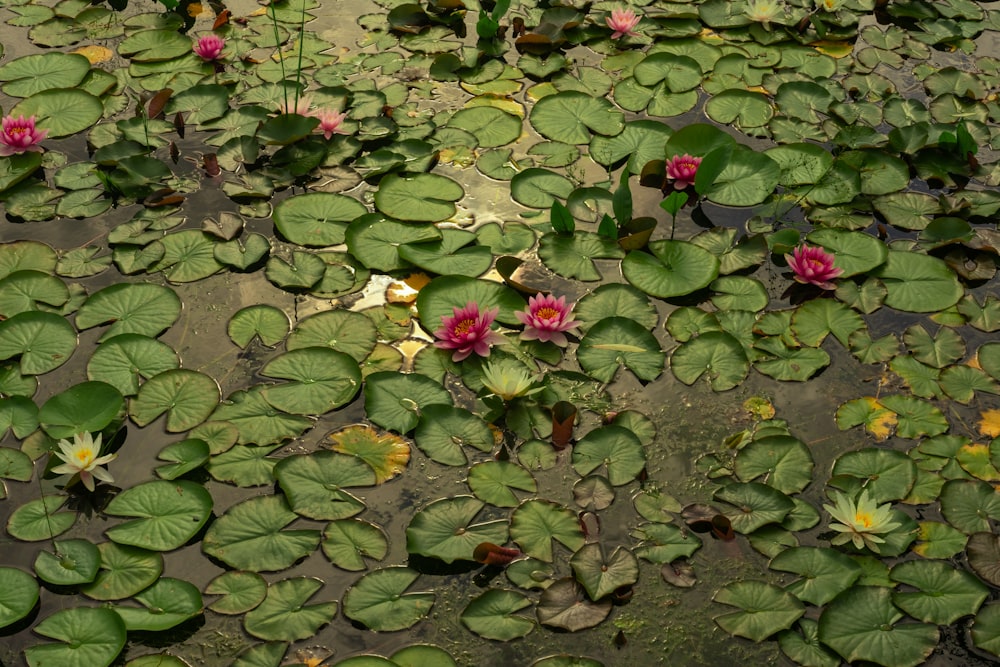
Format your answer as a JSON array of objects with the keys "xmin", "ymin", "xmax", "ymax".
[
  {"xmin": 205, "ymin": 571, "xmax": 267, "ymax": 615},
  {"xmin": 286, "ymin": 309, "xmax": 377, "ymax": 362},
  {"xmin": 890, "ymin": 559, "xmax": 988, "ymax": 625},
  {"xmin": 870, "ymin": 250, "xmax": 963, "ymax": 313},
  {"xmin": 130, "ymin": 369, "xmax": 220, "ymax": 432},
  {"xmin": 244, "ymin": 577, "xmax": 337, "ymax": 642},
  {"xmin": 461, "ymin": 589, "xmax": 535, "ymax": 641},
  {"xmin": 714, "ymin": 581, "xmax": 805, "ymax": 642},
  {"xmin": 114, "ymin": 577, "xmax": 203, "ymax": 632},
  {"xmin": 202, "ymin": 494, "xmax": 321, "ymax": 571},
  {"xmin": 274, "ymin": 451, "xmax": 374, "ymax": 520},
  {"xmin": 33, "ymin": 539, "xmax": 100, "ymax": 586},
  {"xmin": 510, "ymin": 499, "xmax": 585, "ymax": 563},
  {"xmin": 342, "ymin": 566, "xmax": 435, "ymax": 631},
  {"xmin": 734, "ymin": 435, "xmax": 814, "ymax": 495},
  {"xmin": 571, "ymin": 425, "xmax": 645, "ymax": 486},
  {"xmin": 0, "ymin": 311, "xmax": 77, "ymax": 376},
  {"xmin": 87, "ymin": 334, "xmax": 179, "ymax": 397},
  {"xmin": 81, "ymin": 542, "xmax": 162, "ymax": 602},
  {"xmin": 570, "ymin": 543, "xmax": 638, "ymax": 602},
  {"xmin": 940, "ymin": 479, "xmax": 1000, "ymax": 534},
  {"xmin": 39, "ymin": 380, "xmax": 123, "ymax": 440},
  {"xmin": 577, "ymin": 317, "xmax": 665, "ymax": 384},
  {"xmin": 75, "ymin": 283, "xmax": 181, "ymax": 342},
  {"xmin": 536, "ymin": 578, "xmax": 612, "ymax": 632},
  {"xmin": 0, "ymin": 566, "xmax": 39, "ymax": 629},
  {"xmin": 327, "ymin": 424, "xmax": 410, "ymax": 484},
  {"xmin": 7, "ymin": 494, "xmax": 76, "ymax": 541},
  {"xmin": 714, "ymin": 482, "xmax": 795, "ymax": 534},
  {"xmin": 468, "ymin": 460, "xmax": 537, "ymax": 507},
  {"xmin": 670, "ymin": 331, "xmax": 749, "ymax": 391},
  {"xmin": 530, "ymin": 91, "xmax": 624, "ymax": 144},
  {"xmin": 622, "ymin": 240, "xmax": 720, "ymax": 298},
  {"xmin": 273, "ymin": 192, "xmax": 366, "ymax": 247},
  {"xmin": 321, "ymin": 519, "xmax": 389, "ymax": 571},
  {"xmin": 769, "ymin": 547, "xmax": 862, "ymax": 606},
  {"xmin": 24, "ymin": 607, "xmax": 126, "ymax": 667},
  {"xmin": 105, "ymin": 480, "xmax": 212, "ymax": 552},
  {"xmin": 406, "ymin": 496, "xmax": 508, "ymax": 563},
  {"xmin": 260, "ymin": 348, "xmax": 361, "ymax": 415},
  {"xmin": 375, "ymin": 173, "xmax": 464, "ymax": 222}
]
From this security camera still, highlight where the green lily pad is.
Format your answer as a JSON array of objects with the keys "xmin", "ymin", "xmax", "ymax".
[
  {"xmin": 228, "ymin": 305, "xmax": 290, "ymax": 348},
  {"xmin": 805, "ymin": 229, "xmax": 888, "ymax": 278},
  {"xmin": 764, "ymin": 143, "xmax": 835, "ymax": 187},
  {"xmin": 274, "ymin": 451, "xmax": 374, "ymax": 520},
  {"xmin": 623, "ymin": 240, "xmax": 720, "ymax": 298},
  {"xmin": 0, "ymin": 311, "xmax": 77, "ymax": 376},
  {"xmin": 577, "ymin": 317, "xmax": 664, "ymax": 385},
  {"xmin": 769, "ymin": 547, "xmax": 862, "ymax": 606},
  {"xmin": 589, "ymin": 119, "xmax": 673, "ymax": 174},
  {"xmin": 0, "ymin": 566, "xmax": 39, "ymax": 629},
  {"xmin": 39, "ymin": 380, "xmax": 123, "ymax": 440},
  {"xmin": 714, "ymin": 581, "xmax": 805, "ymax": 642},
  {"xmin": 119, "ymin": 28, "xmax": 193, "ymax": 61},
  {"xmin": 374, "ymin": 173, "xmax": 464, "ymax": 222},
  {"xmin": 398, "ymin": 230, "xmax": 493, "ymax": 278},
  {"xmin": 342, "ymin": 566, "xmax": 435, "ymax": 631},
  {"xmin": 890, "ymin": 559, "xmax": 988, "ymax": 625},
  {"xmin": 81, "ymin": 542, "xmax": 162, "ymax": 602},
  {"xmin": 537, "ymin": 231, "xmax": 625, "ymax": 282},
  {"xmin": 7, "ymin": 494, "xmax": 76, "ymax": 541},
  {"xmin": 286, "ymin": 309, "xmax": 377, "ymax": 362},
  {"xmin": 972, "ymin": 602, "xmax": 1000, "ymax": 659},
  {"xmin": 790, "ymin": 299, "xmax": 864, "ymax": 348},
  {"xmin": 114, "ymin": 577, "xmax": 203, "ymax": 632},
  {"xmin": 461, "ymin": 589, "xmax": 535, "ymax": 640},
  {"xmin": 206, "ymin": 571, "xmax": 267, "ymax": 615},
  {"xmin": 209, "ymin": 386, "xmax": 311, "ymax": 445},
  {"xmin": 510, "ymin": 499, "xmax": 585, "ymax": 563},
  {"xmin": 570, "ymin": 543, "xmax": 638, "ymax": 602},
  {"xmin": 230, "ymin": 642, "xmax": 288, "ymax": 667},
  {"xmin": 105, "ymin": 480, "xmax": 212, "ymax": 551},
  {"xmin": 202, "ymin": 494, "xmax": 321, "ymax": 572},
  {"xmin": 631, "ymin": 522, "xmax": 702, "ymax": 564},
  {"xmin": 571, "ymin": 425, "xmax": 645, "ymax": 486},
  {"xmin": 24, "ymin": 606, "xmax": 126, "ymax": 667},
  {"xmin": 260, "ymin": 348, "xmax": 361, "ymax": 415},
  {"xmin": 214, "ymin": 233, "xmax": 271, "ymax": 271},
  {"xmin": 321, "ymin": 519, "xmax": 389, "ymax": 571},
  {"xmin": 153, "ymin": 231, "xmax": 225, "ymax": 283},
  {"xmin": 670, "ymin": 331, "xmax": 749, "ymax": 391},
  {"xmin": 130, "ymin": 369, "xmax": 220, "ymax": 432},
  {"xmin": 940, "ymin": 479, "xmax": 1000, "ymax": 534},
  {"xmin": 734, "ymin": 435, "xmax": 813, "ymax": 495},
  {"xmin": 530, "ymin": 91, "xmax": 624, "ymax": 144},
  {"xmin": 778, "ymin": 619, "xmax": 840, "ymax": 667},
  {"xmin": 273, "ymin": 192, "xmax": 366, "ymax": 247},
  {"xmin": 207, "ymin": 443, "xmax": 281, "ymax": 487},
  {"xmin": 244, "ymin": 577, "xmax": 337, "ymax": 642},
  {"xmin": 75, "ymin": 283, "xmax": 181, "ymax": 342},
  {"xmin": 912, "ymin": 521, "xmax": 968, "ymax": 559},
  {"xmin": 830, "ymin": 448, "xmax": 916, "ymax": 503},
  {"xmin": 714, "ymin": 482, "xmax": 795, "ymax": 534},
  {"xmin": 510, "ymin": 168, "xmax": 575, "ymax": 208},
  {"xmin": 155, "ymin": 438, "xmax": 210, "ymax": 480},
  {"xmin": 0, "ymin": 445, "xmax": 33, "ymax": 484},
  {"xmin": 468, "ymin": 461, "xmax": 537, "ymax": 507},
  {"xmin": 818, "ymin": 586, "xmax": 939, "ymax": 667},
  {"xmin": 390, "ymin": 645, "xmax": 457, "ymax": 667},
  {"xmin": 0, "ymin": 270, "xmax": 68, "ymax": 317},
  {"xmin": 0, "ymin": 52, "xmax": 90, "ymax": 97},
  {"xmin": 87, "ymin": 334, "xmax": 179, "ymax": 397},
  {"xmin": 406, "ymin": 496, "xmax": 508, "ymax": 563},
  {"xmin": 365, "ymin": 371, "xmax": 453, "ymax": 434},
  {"xmin": 870, "ymin": 250, "xmax": 963, "ymax": 313},
  {"xmin": 573, "ymin": 283, "xmax": 658, "ymax": 333},
  {"xmin": 264, "ymin": 251, "xmax": 324, "ymax": 290},
  {"xmin": 448, "ymin": 107, "xmax": 522, "ymax": 148},
  {"xmin": 701, "ymin": 145, "xmax": 781, "ymax": 207},
  {"xmin": 12, "ymin": 87, "xmax": 101, "ymax": 139},
  {"xmin": 878, "ymin": 394, "xmax": 949, "ymax": 439},
  {"xmin": 33, "ymin": 539, "xmax": 100, "ymax": 586},
  {"xmin": 346, "ymin": 214, "xmax": 440, "ymax": 272}
]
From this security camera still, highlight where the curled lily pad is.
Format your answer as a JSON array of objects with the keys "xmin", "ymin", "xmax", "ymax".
[
  {"xmin": 24, "ymin": 606, "xmax": 126, "ymax": 667},
  {"xmin": 406, "ymin": 496, "xmax": 508, "ymax": 564},
  {"xmin": 244, "ymin": 577, "xmax": 337, "ymax": 642},
  {"xmin": 714, "ymin": 581, "xmax": 804, "ymax": 642},
  {"xmin": 34, "ymin": 539, "xmax": 100, "ymax": 586},
  {"xmin": 461, "ymin": 589, "xmax": 535, "ymax": 641},
  {"xmin": 342, "ymin": 566, "xmax": 435, "ymax": 632}
]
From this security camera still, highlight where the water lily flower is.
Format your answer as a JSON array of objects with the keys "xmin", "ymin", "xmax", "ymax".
[
  {"xmin": 433, "ymin": 301, "xmax": 506, "ymax": 362},
  {"xmin": 0, "ymin": 115, "xmax": 47, "ymax": 156},
  {"xmin": 481, "ymin": 358, "xmax": 543, "ymax": 402},
  {"xmin": 665, "ymin": 154, "xmax": 702, "ymax": 191},
  {"xmin": 606, "ymin": 6, "xmax": 641, "ymax": 39},
  {"xmin": 785, "ymin": 244, "xmax": 844, "ymax": 290},
  {"xmin": 816, "ymin": 0, "xmax": 842, "ymax": 10},
  {"xmin": 309, "ymin": 108, "xmax": 349, "ymax": 139},
  {"xmin": 192, "ymin": 34, "xmax": 225, "ymax": 61},
  {"xmin": 745, "ymin": 0, "xmax": 783, "ymax": 26},
  {"xmin": 515, "ymin": 293, "xmax": 581, "ymax": 346},
  {"xmin": 824, "ymin": 490, "xmax": 901, "ymax": 553},
  {"xmin": 51, "ymin": 432, "xmax": 116, "ymax": 492}
]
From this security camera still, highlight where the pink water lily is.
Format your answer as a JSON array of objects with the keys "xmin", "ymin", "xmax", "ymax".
[
  {"xmin": 516, "ymin": 294, "xmax": 581, "ymax": 346},
  {"xmin": 433, "ymin": 301, "xmax": 506, "ymax": 362},
  {"xmin": 192, "ymin": 34, "xmax": 225, "ymax": 61},
  {"xmin": 606, "ymin": 6, "xmax": 641, "ymax": 39},
  {"xmin": 666, "ymin": 154, "xmax": 702, "ymax": 190},
  {"xmin": 0, "ymin": 115, "xmax": 47, "ymax": 156},
  {"xmin": 310, "ymin": 108, "xmax": 349, "ymax": 139},
  {"xmin": 785, "ymin": 244, "xmax": 844, "ymax": 290}
]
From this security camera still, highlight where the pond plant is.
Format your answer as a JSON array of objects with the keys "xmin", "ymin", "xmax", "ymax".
[{"xmin": 1, "ymin": 0, "xmax": 1000, "ymax": 666}]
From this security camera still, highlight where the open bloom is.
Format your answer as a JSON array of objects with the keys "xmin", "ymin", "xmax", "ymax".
[
  {"xmin": 0, "ymin": 115, "xmax": 47, "ymax": 156},
  {"xmin": 192, "ymin": 34, "xmax": 225, "ymax": 61},
  {"xmin": 745, "ymin": 0, "xmax": 783, "ymax": 26},
  {"xmin": 309, "ymin": 109, "xmax": 349, "ymax": 139},
  {"xmin": 816, "ymin": 0, "xmax": 842, "ymax": 10},
  {"xmin": 666, "ymin": 154, "xmax": 702, "ymax": 190},
  {"xmin": 481, "ymin": 359, "xmax": 543, "ymax": 402},
  {"xmin": 433, "ymin": 301, "xmax": 506, "ymax": 362},
  {"xmin": 606, "ymin": 7, "xmax": 641, "ymax": 39},
  {"xmin": 51, "ymin": 432, "xmax": 116, "ymax": 492},
  {"xmin": 515, "ymin": 293, "xmax": 581, "ymax": 346},
  {"xmin": 785, "ymin": 244, "xmax": 843, "ymax": 290},
  {"xmin": 824, "ymin": 490, "xmax": 901, "ymax": 553}
]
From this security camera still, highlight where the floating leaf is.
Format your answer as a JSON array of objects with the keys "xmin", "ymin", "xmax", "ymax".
[
  {"xmin": 406, "ymin": 496, "xmax": 508, "ymax": 563},
  {"xmin": 536, "ymin": 578, "xmax": 612, "ymax": 632},
  {"xmin": 414, "ymin": 404, "xmax": 494, "ymax": 466},
  {"xmin": 342, "ymin": 566, "xmax": 434, "ymax": 631},
  {"xmin": 202, "ymin": 495, "xmax": 321, "ymax": 572},
  {"xmin": 82, "ymin": 543, "xmax": 162, "ymax": 602},
  {"xmin": 890, "ymin": 559, "xmax": 988, "ymax": 625},
  {"xmin": 206, "ymin": 571, "xmax": 267, "ymax": 615},
  {"xmin": 7, "ymin": 494, "xmax": 76, "ymax": 541},
  {"xmin": 570, "ymin": 544, "xmax": 638, "ymax": 602},
  {"xmin": 39, "ymin": 381, "xmax": 123, "ymax": 440},
  {"xmin": 530, "ymin": 91, "xmax": 624, "ymax": 144},
  {"xmin": 244, "ymin": 577, "xmax": 337, "ymax": 642},
  {"xmin": 461, "ymin": 589, "xmax": 535, "ymax": 641},
  {"xmin": 571, "ymin": 425, "xmax": 645, "ymax": 486},
  {"xmin": 714, "ymin": 482, "xmax": 795, "ymax": 534},
  {"xmin": 23, "ymin": 607, "xmax": 126, "ymax": 667},
  {"xmin": 365, "ymin": 371, "xmax": 453, "ymax": 434},
  {"xmin": 0, "ymin": 311, "xmax": 77, "ymax": 376},
  {"xmin": 34, "ymin": 539, "xmax": 100, "ymax": 586},
  {"xmin": 274, "ymin": 451, "xmax": 374, "ymax": 521},
  {"xmin": 375, "ymin": 173, "xmax": 464, "ymax": 222},
  {"xmin": 714, "ymin": 581, "xmax": 804, "ymax": 642},
  {"xmin": 114, "ymin": 577, "xmax": 203, "ymax": 632},
  {"xmin": 510, "ymin": 499, "xmax": 585, "ymax": 563},
  {"xmin": 831, "ymin": 448, "xmax": 916, "ymax": 503},
  {"xmin": 670, "ymin": 331, "xmax": 749, "ymax": 391},
  {"xmin": 105, "ymin": 480, "xmax": 212, "ymax": 552},
  {"xmin": 734, "ymin": 435, "xmax": 813, "ymax": 495},
  {"xmin": 870, "ymin": 250, "xmax": 963, "ymax": 313},
  {"xmin": 468, "ymin": 461, "xmax": 537, "ymax": 507},
  {"xmin": 0, "ymin": 566, "xmax": 39, "ymax": 629},
  {"xmin": 623, "ymin": 240, "xmax": 719, "ymax": 298},
  {"xmin": 940, "ymin": 479, "xmax": 1000, "ymax": 534},
  {"xmin": 130, "ymin": 369, "xmax": 220, "ymax": 432},
  {"xmin": 770, "ymin": 547, "xmax": 862, "ymax": 607},
  {"xmin": 87, "ymin": 334, "xmax": 179, "ymax": 397},
  {"xmin": 273, "ymin": 192, "xmax": 366, "ymax": 246},
  {"xmin": 321, "ymin": 519, "xmax": 389, "ymax": 571}
]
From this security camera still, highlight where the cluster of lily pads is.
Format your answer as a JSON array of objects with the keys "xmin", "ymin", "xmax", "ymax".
[{"xmin": 1, "ymin": 0, "xmax": 1000, "ymax": 666}]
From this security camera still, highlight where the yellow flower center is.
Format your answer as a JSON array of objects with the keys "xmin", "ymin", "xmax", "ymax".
[
  {"xmin": 452, "ymin": 318, "xmax": 476, "ymax": 336},
  {"xmin": 536, "ymin": 307, "xmax": 560, "ymax": 321},
  {"xmin": 75, "ymin": 448, "xmax": 94, "ymax": 465},
  {"xmin": 9, "ymin": 126, "xmax": 27, "ymax": 137},
  {"xmin": 854, "ymin": 511, "xmax": 873, "ymax": 529}
]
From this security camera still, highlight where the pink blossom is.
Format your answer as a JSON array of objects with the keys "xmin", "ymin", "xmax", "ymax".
[
  {"xmin": 193, "ymin": 34, "xmax": 225, "ymax": 61},
  {"xmin": 606, "ymin": 7, "xmax": 641, "ymax": 39},
  {"xmin": 0, "ymin": 115, "xmax": 47, "ymax": 156},
  {"xmin": 433, "ymin": 301, "xmax": 506, "ymax": 362},
  {"xmin": 515, "ymin": 293, "xmax": 581, "ymax": 347},
  {"xmin": 785, "ymin": 244, "xmax": 844, "ymax": 290},
  {"xmin": 666, "ymin": 154, "xmax": 702, "ymax": 190},
  {"xmin": 309, "ymin": 109, "xmax": 349, "ymax": 139}
]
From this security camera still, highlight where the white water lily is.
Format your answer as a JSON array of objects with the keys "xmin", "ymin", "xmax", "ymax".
[
  {"xmin": 824, "ymin": 490, "xmax": 901, "ymax": 553},
  {"xmin": 816, "ymin": 0, "xmax": 842, "ymax": 11},
  {"xmin": 745, "ymin": 0, "xmax": 783, "ymax": 26},
  {"xmin": 51, "ymin": 432, "xmax": 116, "ymax": 492},
  {"xmin": 481, "ymin": 359, "xmax": 543, "ymax": 402}
]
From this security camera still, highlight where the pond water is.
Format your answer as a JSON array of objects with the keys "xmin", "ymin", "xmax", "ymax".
[{"xmin": 1, "ymin": 1, "xmax": 1000, "ymax": 666}]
